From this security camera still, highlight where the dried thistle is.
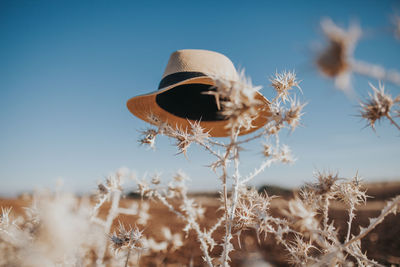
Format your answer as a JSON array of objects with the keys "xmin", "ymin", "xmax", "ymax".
[
  {"xmin": 359, "ymin": 82, "xmax": 400, "ymax": 131},
  {"xmin": 275, "ymin": 144, "xmax": 295, "ymax": 164},
  {"xmin": 109, "ymin": 221, "xmax": 143, "ymax": 254},
  {"xmin": 316, "ymin": 18, "xmax": 361, "ymax": 91},
  {"xmin": 284, "ymin": 98, "xmax": 306, "ymax": 132},
  {"xmin": 211, "ymin": 69, "xmax": 264, "ymax": 131},
  {"xmin": 188, "ymin": 120, "xmax": 210, "ymax": 145},
  {"xmin": 173, "ymin": 128, "xmax": 192, "ymax": 156},
  {"xmin": 360, "ymin": 83, "xmax": 400, "ymax": 130},
  {"xmin": 307, "ymin": 171, "xmax": 339, "ymax": 195},
  {"xmin": 138, "ymin": 128, "xmax": 158, "ymax": 149},
  {"xmin": 334, "ymin": 174, "xmax": 367, "ymax": 207},
  {"xmin": 270, "ymin": 70, "xmax": 302, "ymax": 103}
]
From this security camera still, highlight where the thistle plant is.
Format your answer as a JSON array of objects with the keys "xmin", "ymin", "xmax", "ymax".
[
  {"xmin": 109, "ymin": 222, "xmax": 144, "ymax": 267},
  {"xmin": 137, "ymin": 69, "xmax": 305, "ymax": 266},
  {"xmin": 359, "ymin": 82, "xmax": 400, "ymax": 131}
]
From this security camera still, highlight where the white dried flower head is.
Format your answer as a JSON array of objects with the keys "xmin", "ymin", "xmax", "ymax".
[
  {"xmin": 359, "ymin": 82, "xmax": 398, "ymax": 130},
  {"xmin": 299, "ymin": 187, "xmax": 319, "ymax": 208},
  {"xmin": 188, "ymin": 120, "xmax": 210, "ymax": 144},
  {"xmin": 270, "ymin": 70, "xmax": 302, "ymax": 103},
  {"xmin": 210, "ymin": 69, "xmax": 264, "ymax": 131},
  {"xmin": 166, "ymin": 171, "xmax": 189, "ymax": 198},
  {"xmin": 139, "ymin": 128, "xmax": 158, "ymax": 149},
  {"xmin": 334, "ymin": 174, "xmax": 367, "ymax": 207},
  {"xmin": 110, "ymin": 222, "xmax": 143, "ymax": 254},
  {"xmin": 284, "ymin": 98, "xmax": 306, "ymax": 132},
  {"xmin": 235, "ymin": 187, "xmax": 274, "ymax": 234},
  {"xmin": 275, "ymin": 145, "xmax": 295, "ymax": 164},
  {"xmin": 308, "ymin": 171, "xmax": 339, "ymax": 195},
  {"xmin": 316, "ymin": 18, "xmax": 361, "ymax": 91},
  {"xmin": 106, "ymin": 173, "xmax": 123, "ymax": 191},
  {"xmin": 137, "ymin": 180, "xmax": 153, "ymax": 198},
  {"xmin": 173, "ymin": 128, "xmax": 192, "ymax": 156}
]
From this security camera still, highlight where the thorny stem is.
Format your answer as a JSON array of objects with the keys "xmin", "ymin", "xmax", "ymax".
[
  {"xmin": 234, "ymin": 127, "xmax": 269, "ymax": 145},
  {"xmin": 153, "ymin": 191, "xmax": 185, "ymax": 220},
  {"xmin": 209, "ymin": 139, "xmax": 227, "ymax": 147},
  {"xmin": 220, "ymin": 134, "xmax": 236, "ymax": 247},
  {"xmin": 241, "ymin": 132, "xmax": 282, "ymax": 185},
  {"xmin": 182, "ymin": 193, "xmax": 214, "ymax": 267},
  {"xmin": 241, "ymin": 158, "xmax": 279, "ymax": 184},
  {"xmin": 221, "ymin": 128, "xmax": 240, "ymax": 267},
  {"xmin": 386, "ymin": 114, "xmax": 400, "ymax": 131},
  {"xmin": 344, "ymin": 247, "xmax": 385, "ymax": 267},
  {"xmin": 198, "ymin": 142, "xmax": 223, "ymax": 160},
  {"xmin": 208, "ymin": 216, "xmax": 225, "ymax": 237},
  {"xmin": 322, "ymin": 195, "xmax": 330, "ymax": 232},
  {"xmin": 221, "ymin": 153, "xmax": 230, "ymax": 266},
  {"xmin": 344, "ymin": 195, "xmax": 400, "ymax": 248},
  {"xmin": 345, "ymin": 204, "xmax": 355, "ymax": 243}
]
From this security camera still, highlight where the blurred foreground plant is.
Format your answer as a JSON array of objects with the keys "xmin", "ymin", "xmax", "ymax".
[{"xmin": 315, "ymin": 18, "xmax": 400, "ymax": 132}]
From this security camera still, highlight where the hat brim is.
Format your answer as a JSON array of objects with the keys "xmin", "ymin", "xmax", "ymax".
[{"xmin": 127, "ymin": 76, "xmax": 271, "ymax": 137}]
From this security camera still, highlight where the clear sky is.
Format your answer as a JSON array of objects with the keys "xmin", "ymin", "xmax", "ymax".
[{"xmin": 1, "ymin": 0, "xmax": 399, "ymax": 196}]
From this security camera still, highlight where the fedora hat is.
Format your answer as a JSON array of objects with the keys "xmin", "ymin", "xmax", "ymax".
[{"xmin": 127, "ymin": 49, "xmax": 271, "ymax": 137}]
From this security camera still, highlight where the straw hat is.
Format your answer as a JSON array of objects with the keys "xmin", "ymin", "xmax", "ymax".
[{"xmin": 127, "ymin": 49, "xmax": 271, "ymax": 137}]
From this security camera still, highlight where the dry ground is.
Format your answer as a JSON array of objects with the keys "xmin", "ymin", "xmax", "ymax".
[{"xmin": 1, "ymin": 181, "xmax": 400, "ymax": 266}]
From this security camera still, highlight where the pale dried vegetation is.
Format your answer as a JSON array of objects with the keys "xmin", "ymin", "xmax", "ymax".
[{"xmin": 1, "ymin": 16, "xmax": 400, "ymax": 267}]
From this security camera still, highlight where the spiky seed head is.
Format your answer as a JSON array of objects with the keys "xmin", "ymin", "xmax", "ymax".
[
  {"xmin": 270, "ymin": 70, "xmax": 302, "ymax": 103},
  {"xmin": 360, "ymin": 82, "xmax": 396, "ymax": 130}
]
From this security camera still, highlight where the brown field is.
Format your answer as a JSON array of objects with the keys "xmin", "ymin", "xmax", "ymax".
[{"xmin": 1, "ymin": 181, "xmax": 400, "ymax": 267}]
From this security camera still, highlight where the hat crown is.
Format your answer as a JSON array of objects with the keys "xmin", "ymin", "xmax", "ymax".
[{"xmin": 162, "ymin": 49, "xmax": 239, "ymax": 81}]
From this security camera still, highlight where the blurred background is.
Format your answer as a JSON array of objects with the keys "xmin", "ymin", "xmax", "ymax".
[{"xmin": 1, "ymin": 0, "xmax": 399, "ymax": 196}]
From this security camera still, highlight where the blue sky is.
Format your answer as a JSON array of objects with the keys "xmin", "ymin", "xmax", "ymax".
[{"xmin": 1, "ymin": 0, "xmax": 399, "ymax": 196}]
